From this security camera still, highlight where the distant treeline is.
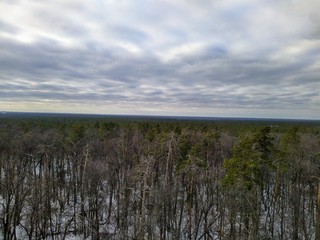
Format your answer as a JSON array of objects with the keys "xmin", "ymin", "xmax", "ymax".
[{"xmin": 0, "ymin": 117, "xmax": 319, "ymax": 239}]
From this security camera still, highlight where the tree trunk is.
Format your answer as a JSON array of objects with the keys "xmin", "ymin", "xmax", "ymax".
[{"xmin": 315, "ymin": 182, "xmax": 320, "ymax": 240}]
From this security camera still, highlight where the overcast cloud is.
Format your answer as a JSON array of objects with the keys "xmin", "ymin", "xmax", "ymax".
[{"xmin": 0, "ymin": 0, "xmax": 320, "ymax": 119}]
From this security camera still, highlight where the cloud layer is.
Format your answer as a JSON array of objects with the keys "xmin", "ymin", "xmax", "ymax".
[{"xmin": 1, "ymin": 0, "xmax": 320, "ymax": 119}]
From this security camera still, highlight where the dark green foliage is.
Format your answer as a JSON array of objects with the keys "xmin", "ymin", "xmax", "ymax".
[
  {"xmin": 223, "ymin": 127, "xmax": 275, "ymax": 188},
  {"xmin": 69, "ymin": 123, "xmax": 86, "ymax": 142},
  {"xmin": 281, "ymin": 126, "xmax": 300, "ymax": 151}
]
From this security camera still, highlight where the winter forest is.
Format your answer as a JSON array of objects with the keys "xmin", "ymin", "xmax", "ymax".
[{"xmin": 0, "ymin": 116, "xmax": 319, "ymax": 240}]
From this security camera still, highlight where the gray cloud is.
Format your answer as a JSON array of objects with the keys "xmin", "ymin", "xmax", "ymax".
[{"xmin": 0, "ymin": 0, "xmax": 319, "ymax": 119}]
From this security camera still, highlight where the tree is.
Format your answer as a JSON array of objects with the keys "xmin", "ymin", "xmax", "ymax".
[{"xmin": 223, "ymin": 127, "xmax": 275, "ymax": 239}]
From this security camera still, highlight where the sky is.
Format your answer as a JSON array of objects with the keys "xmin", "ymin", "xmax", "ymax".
[{"xmin": 0, "ymin": 0, "xmax": 320, "ymax": 119}]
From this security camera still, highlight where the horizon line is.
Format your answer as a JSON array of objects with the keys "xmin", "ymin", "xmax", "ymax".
[{"xmin": 1, "ymin": 111, "xmax": 320, "ymax": 122}]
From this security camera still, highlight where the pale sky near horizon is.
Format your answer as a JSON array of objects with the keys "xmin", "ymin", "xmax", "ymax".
[{"xmin": 0, "ymin": 0, "xmax": 320, "ymax": 119}]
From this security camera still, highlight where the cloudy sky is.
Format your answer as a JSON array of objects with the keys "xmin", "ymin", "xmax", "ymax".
[{"xmin": 1, "ymin": 0, "xmax": 320, "ymax": 119}]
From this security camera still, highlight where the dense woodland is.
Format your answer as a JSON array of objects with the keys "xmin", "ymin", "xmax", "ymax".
[{"xmin": 0, "ymin": 115, "xmax": 319, "ymax": 239}]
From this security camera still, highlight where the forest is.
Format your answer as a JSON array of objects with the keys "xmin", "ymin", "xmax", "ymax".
[{"xmin": 0, "ymin": 115, "xmax": 319, "ymax": 239}]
